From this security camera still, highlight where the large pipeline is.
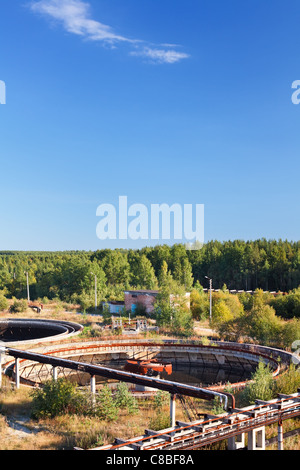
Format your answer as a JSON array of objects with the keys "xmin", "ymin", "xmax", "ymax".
[{"xmin": 4, "ymin": 347, "xmax": 231, "ymax": 409}]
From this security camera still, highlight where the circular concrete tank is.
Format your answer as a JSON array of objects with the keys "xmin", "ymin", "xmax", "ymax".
[
  {"xmin": 0, "ymin": 318, "xmax": 83, "ymax": 346},
  {"xmin": 8, "ymin": 339, "xmax": 289, "ymax": 390}
]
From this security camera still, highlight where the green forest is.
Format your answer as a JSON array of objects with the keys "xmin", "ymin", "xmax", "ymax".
[
  {"xmin": 0, "ymin": 238, "xmax": 299, "ymax": 309},
  {"xmin": 0, "ymin": 238, "xmax": 300, "ymax": 351}
]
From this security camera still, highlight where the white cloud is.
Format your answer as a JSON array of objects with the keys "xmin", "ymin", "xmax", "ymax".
[
  {"xmin": 30, "ymin": 0, "xmax": 130, "ymax": 44},
  {"xmin": 131, "ymin": 47, "xmax": 190, "ymax": 64},
  {"xmin": 30, "ymin": 0, "xmax": 189, "ymax": 64}
]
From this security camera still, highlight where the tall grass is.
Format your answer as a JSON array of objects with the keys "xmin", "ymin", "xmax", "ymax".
[{"xmin": 237, "ymin": 361, "xmax": 300, "ymax": 410}]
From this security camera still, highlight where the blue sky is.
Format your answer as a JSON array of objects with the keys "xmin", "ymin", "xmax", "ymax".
[{"xmin": 0, "ymin": 0, "xmax": 299, "ymax": 251}]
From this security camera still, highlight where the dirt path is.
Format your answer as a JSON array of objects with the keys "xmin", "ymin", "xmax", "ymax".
[
  {"xmin": 0, "ymin": 413, "xmax": 48, "ymax": 450},
  {"xmin": 6, "ymin": 415, "xmax": 37, "ymax": 437}
]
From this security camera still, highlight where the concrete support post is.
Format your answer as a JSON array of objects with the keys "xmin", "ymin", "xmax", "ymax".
[
  {"xmin": 90, "ymin": 375, "xmax": 96, "ymax": 395},
  {"xmin": 247, "ymin": 426, "xmax": 265, "ymax": 450},
  {"xmin": 0, "ymin": 354, "xmax": 2, "ymax": 388},
  {"xmin": 170, "ymin": 394, "xmax": 176, "ymax": 428},
  {"xmin": 52, "ymin": 366, "xmax": 58, "ymax": 381},
  {"xmin": 15, "ymin": 358, "xmax": 20, "ymax": 389},
  {"xmin": 278, "ymin": 420, "xmax": 284, "ymax": 450},
  {"xmin": 90, "ymin": 375, "xmax": 96, "ymax": 405},
  {"xmin": 228, "ymin": 433, "xmax": 245, "ymax": 450}
]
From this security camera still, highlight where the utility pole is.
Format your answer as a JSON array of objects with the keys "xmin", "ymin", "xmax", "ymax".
[
  {"xmin": 205, "ymin": 276, "xmax": 212, "ymax": 323},
  {"xmin": 91, "ymin": 272, "xmax": 97, "ymax": 312},
  {"xmin": 94, "ymin": 274, "xmax": 97, "ymax": 312},
  {"xmin": 24, "ymin": 271, "xmax": 30, "ymax": 302}
]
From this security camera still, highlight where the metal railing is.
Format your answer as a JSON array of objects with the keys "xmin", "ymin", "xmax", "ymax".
[{"xmin": 95, "ymin": 392, "xmax": 300, "ymax": 450}]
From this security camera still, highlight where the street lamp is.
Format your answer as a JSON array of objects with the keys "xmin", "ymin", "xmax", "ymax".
[{"xmin": 205, "ymin": 276, "xmax": 212, "ymax": 323}]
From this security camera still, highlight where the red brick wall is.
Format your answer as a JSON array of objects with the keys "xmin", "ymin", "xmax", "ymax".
[{"xmin": 124, "ymin": 293, "xmax": 157, "ymax": 314}]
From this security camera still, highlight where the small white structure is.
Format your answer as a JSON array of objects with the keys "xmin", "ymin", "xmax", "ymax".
[{"xmin": 102, "ymin": 301, "xmax": 124, "ymax": 314}]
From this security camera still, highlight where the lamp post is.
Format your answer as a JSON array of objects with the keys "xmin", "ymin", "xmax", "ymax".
[{"xmin": 205, "ymin": 276, "xmax": 212, "ymax": 323}]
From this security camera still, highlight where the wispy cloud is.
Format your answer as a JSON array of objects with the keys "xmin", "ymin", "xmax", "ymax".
[
  {"xmin": 29, "ymin": 0, "xmax": 189, "ymax": 64},
  {"xmin": 131, "ymin": 47, "xmax": 189, "ymax": 65},
  {"xmin": 30, "ymin": 0, "xmax": 131, "ymax": 44}
]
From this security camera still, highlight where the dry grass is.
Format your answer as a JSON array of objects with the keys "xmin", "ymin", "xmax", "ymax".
[
  {"xmin": 1, "ymin": 306, "xmax": 299, "ymax": 450},
  {"xmin": 0, "ymin": 305, "xmax": 213, "ymax": 450},
  {"xmin": 0, "ymin": 382, "xmax": 65, "ymax": 450},
  {"xmin": 0, "ymin": 394, "xmax": 151, "ymax": 449},
  {"xmin": 0, "ymin": 376, "xmax": 214, "ymax": 451},
  {"xmin": 265, "ymin": 419, "xmax": 300, "ymax": 450},
  {"xmin": 1, "ymin": 378, "xmax": 300, "ymax": 450}
]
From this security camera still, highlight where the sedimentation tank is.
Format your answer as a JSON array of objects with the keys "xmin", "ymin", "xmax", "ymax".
[
  {"xmin": 0, "ymin": 318, "xmax": 83, "ymax": 346},
  {"xmin": 0, "ymin": 319, "xmax": 296, "ymax": 392}
]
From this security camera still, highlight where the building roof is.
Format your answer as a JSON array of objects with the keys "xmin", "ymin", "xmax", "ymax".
[{"xmin": 124, "ymin": 290, "xmax": 159, "ymax": 295}]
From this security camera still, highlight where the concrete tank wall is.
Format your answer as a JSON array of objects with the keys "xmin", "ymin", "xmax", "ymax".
[{"xmin": 7, "ymin": 339, "xmax": 288, "ymax": 387}]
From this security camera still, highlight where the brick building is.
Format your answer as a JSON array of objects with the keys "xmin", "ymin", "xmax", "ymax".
[
  {"xmin": 124, "ymin": 289, "xmax": 159, "ymax": 315},
  {"xmin": 104, "ymin": 290, "xmax": 191, "ymax": 316}
]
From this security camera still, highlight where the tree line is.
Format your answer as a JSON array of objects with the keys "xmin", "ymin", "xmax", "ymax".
[{"xmin": 0, "ymin": 239, "xmax": 299, "ymax": 309}]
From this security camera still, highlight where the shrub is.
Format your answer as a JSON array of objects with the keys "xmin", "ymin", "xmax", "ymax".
[
  {"xmin": 154, "ymin": 390, "xmax": 169, "ymax": 410},
  {"xmin": 94, "ymin": 385, "xmax": 118, "ymax": 421},
  {"xmin": 190, "ymin": 289, "xmax": 209, "ymax": 320},
  {"xmin": 211, "ymin": 396, "xmax": 225, "ymax": 415},
  {"xmin": 31, "ymin": 379, "xmax": 121, "ymax": 422},
  {"xmin": 270, "ymin": 288, "xmax": 300, "ymax": 319},
  {"xmin": 171, "ymin": 308, "xmax": 194, "ymax": 337},
  {"xmin": 275, "ymin": 364, "xmax": 300, "ymax": 395},
  {"xmin": 0, "ymin": 295, "xmax": 9, "ymax": 311},
  {"xmin": 281, "ymin": 319, "xmax": 300, "ymax": 349},
  {"xmin": 31, "ymin": 379, "xmax": 82, "ymax": 419},
  {"xmin": 149, "ymin": 413, "xmax": 170, "ymax": 431},
  {"xmin": 114, "ymin": 382, "xmax": 138, "ymax": 414},
  {"xmin": 9, "ymin": 298, "xmax": 28, "ymax": 313},
  {"xmin": 238, "ymin": 302, "xmax": 283, "ymax": 346},
  {"xmin": 240, "ymin": 362, "xmax": 275, "ymax": 405}
]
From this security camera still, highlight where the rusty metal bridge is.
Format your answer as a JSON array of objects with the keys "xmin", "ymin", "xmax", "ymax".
[{"xmin": 94, "ymin": 391, "xmax": 300, "ymax": 451}]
